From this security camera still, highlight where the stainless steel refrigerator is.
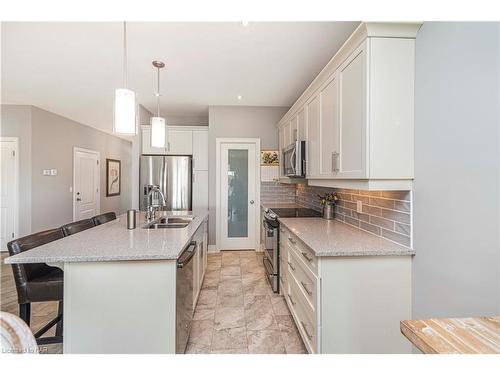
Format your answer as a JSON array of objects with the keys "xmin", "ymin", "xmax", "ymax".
[{"xmin": 140, "ymin": 155, "xmax": 192, "ymax": 211}]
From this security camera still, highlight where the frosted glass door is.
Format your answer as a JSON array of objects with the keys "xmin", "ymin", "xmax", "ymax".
[{"xmin": 220, "ymin": 142, "xmax": 256, "ymax": 250}]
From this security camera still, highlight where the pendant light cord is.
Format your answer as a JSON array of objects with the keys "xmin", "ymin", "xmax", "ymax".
[
  {"xmin": 123, "ymin": 21, "xmax": 127, "ymax": 88},
  {"xmin": 157, "ymin": 66, "xmax": 160, "ymax": 117}
]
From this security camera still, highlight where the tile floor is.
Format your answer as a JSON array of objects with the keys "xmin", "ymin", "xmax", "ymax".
[{"xmin": 186, "ymin": 250, "xmax": 307, "ymax": 354}]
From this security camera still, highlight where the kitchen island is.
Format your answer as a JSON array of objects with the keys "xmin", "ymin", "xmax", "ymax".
[{"xmin": 5, "ymin": 211, "xmax": 209, "ymax": 354}]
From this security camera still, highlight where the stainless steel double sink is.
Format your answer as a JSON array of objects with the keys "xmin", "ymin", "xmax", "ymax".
[{"xmin": 144, "ymin": 216, "xmax": 194, "ymax": 229}]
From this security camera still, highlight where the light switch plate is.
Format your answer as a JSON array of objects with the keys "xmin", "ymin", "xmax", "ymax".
[
  {"xmin": 356, "ymin": 200, "xmax": 363, "ymax": 213},
  {"xmin": 50, "ymin": 169, "xmax": 58, "ymax": 176},
  {"xmin": 43, "ymin": 169, "xmax": 51, "ymax": 176}
]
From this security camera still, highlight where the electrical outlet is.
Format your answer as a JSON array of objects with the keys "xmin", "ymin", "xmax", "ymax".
[
  {"xmin": 43, "ymin": 169, "xmax": 51, "ymax": 176},
  {"xmin": 50, "ymin": 169, "xmax": 58, "ymax": 176},
  {"xmin": 356, "ymin": 200, "xmax": 363, "ymax": 213}
]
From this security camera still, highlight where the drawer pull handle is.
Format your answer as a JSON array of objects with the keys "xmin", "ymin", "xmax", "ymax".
[
  {"xmin": 300, "ymin": 321, "xmax": 313, "ymax": 340},
  {"xmin": 301, "ymin": 251, "xmax": 313, "ymax": 262},
  {"xmin": 287, "ymin": 294, "xmax": 296, "ymax": 306},
  {"xmin": 287, "ymin": 261, "xmax": 296, "ymax": 271},
  {"xmin": 301, "ymin": 281, "xmax": 313, "ymax": 295},
  {"xmin": 288, "ymin": 237, "xmax": 297, "ymax": 245}
]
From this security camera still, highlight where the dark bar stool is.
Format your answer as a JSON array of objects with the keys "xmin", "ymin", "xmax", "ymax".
[
  {"xmin": 61, "ymin": 218, "xmax": 95, "ymax": 236},
  {"xmin": 91, "ymin": 212, "xmax": 116, "ymax": 226},
  {"xmin": 7, "ymin": 228, "xmax": 65, "ymax": 345}
]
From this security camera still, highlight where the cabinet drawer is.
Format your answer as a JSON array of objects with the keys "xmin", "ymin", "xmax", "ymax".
[
  {"xmin": 286, "ymin": 232, "xmax": 318, "ymax": 276},
  {"xmin": 288, "ymin": 248, "xmax": 318, "ymax": 313},
  {"xmin": 286, "ymin": 275, "xmax": 317, "ymax": 353}
]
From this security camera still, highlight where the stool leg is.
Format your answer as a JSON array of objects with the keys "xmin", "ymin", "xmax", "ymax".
[
  {"xmin": 55, "ymin": 301, "xmax": 63, "ymax": 337},
  {"xmin": 19, "ymin": 303, "xmax": 31, "ymax": 326}
]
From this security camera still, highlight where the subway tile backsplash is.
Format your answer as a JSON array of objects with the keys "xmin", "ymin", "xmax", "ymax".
[
  {"xmin": 295, "ymin": 184, "xmax": 412, "ymax": 248},
  {"xmin": 261, "ymin": 181, "xmax": 296, "ymax": 204}
]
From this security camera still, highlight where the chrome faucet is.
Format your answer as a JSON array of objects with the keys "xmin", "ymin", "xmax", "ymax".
[{"xmin": 146, "ymin": 185, "xmax": 167, "ymax": 221}]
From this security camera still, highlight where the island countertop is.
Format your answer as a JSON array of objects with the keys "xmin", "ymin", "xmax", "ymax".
[
  {"xmin": 278, "ymin": 217, "xmax": 415, "ymax": 257},
  {"xmin": 5, "ymin": 211, "xmax": 208, "ymax": 264}
]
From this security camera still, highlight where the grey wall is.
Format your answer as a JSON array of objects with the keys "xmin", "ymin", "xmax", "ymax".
[
  {"xmin": 1, "ymin": 105, "xmax": 32, "ymax": 236},
  {"xmin": 1, "ymin": 105, "xmax": 133, "ymax": 234},
  {"xmin": 413, "ymin": 22, "xmax": 500, "ymax": 318},
  {"xmin": 208, "ymin": 105, "xmax": 288, "ymax": 245}
]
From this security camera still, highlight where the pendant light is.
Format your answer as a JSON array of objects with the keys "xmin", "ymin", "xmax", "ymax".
[
  {"xmin": 114, "ymin": 21, "xmax": 137, "ymax": 135},
  {"xmin": 150, "ymin": 60, "xmax": 166, "ymax": 148}
]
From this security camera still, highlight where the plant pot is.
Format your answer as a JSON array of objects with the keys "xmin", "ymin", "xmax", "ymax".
[{"xmin": 323, "ymin": 202, "xmax": 336, "ymax": 220}]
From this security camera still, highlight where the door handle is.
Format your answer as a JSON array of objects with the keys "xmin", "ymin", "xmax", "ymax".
[
  {"xmin": 76, "ymin": 197, "xmax": 81, "ymax": 201},
  {"xmin": 250, "ymin": 200, "xmax": 254, "ymax": 204}
]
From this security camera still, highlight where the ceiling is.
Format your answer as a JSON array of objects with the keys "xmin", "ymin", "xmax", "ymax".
[{"xmin": 1, "ymin": 22, "xmax": 360, "ymax": 134}]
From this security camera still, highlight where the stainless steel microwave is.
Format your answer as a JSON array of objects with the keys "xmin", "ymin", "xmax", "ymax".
[{"xmin": 282, "ymin": 141, "xmax": 306, "ymax": 177}]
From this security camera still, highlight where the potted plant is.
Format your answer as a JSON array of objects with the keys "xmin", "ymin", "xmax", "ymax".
[{"xmin": 317, "ymin": 192, "xmax": 338, "ymax": 220}]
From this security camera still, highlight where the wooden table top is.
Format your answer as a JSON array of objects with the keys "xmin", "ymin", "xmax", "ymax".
[{"xmin": 400, "ymin": 316, "xmax": 500, "ymax": 354}]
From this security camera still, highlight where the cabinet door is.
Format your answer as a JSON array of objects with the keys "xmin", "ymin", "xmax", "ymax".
[
  {"xmin": 297, "ymin": 108, "xmax": 306, "ymax": 141},
  {"xmin": 167, "ymin": 130, "xmax": 193, "ymax": 155},
  {"xmin": 192, "ymin": 170, "xmax": 209, "ymax": 214},
  {"xmin": 306, "ymin": 94, "xmax": 320, "ymax": 178},
  {"xmin": 338, "ymin": 42, "xmax": 367, "ymax": 178},
  {"xmin": 319, "ymin": 73, "xmax": 340, "ymax": 176},
  {"xmin": 290, "ymin": 117, "xmax": 298, "ymax": 143},
  {"xmin": 142, "ymin": 126, "xmax": 167, "ymax": 155},
  {"xmin": 192, "ymin": 130, "xmax": 208, "ymax": 171},
  {"xmin": 283, "ymin": 123, "xmax": 291, "ymax": 148}
]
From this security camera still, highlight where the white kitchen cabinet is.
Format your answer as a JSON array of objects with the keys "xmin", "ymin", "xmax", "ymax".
[
  {"xmin": 141, "ymin": 126, "xmax": 167, "ymax": 155},
  {"xmin": 281, "ymin": 223, "xmax": 412, "ymax": 354},
  {"xmin": 336, "ymin": 42, "xmax": 367, "ymax": 178},
  {"xmin": 319, "ymin": 72, "xmax": 340, "ymax": 177},
  {"xmin": 283, "ymin": 122, "xmax": 291, "ymax": 148},
  {"xmin": 167, "ymin": 129, "xmax": 192, "ymax": 155},
  {"xmin": 192, "ymin": 130, "xmax": 208, "ymax": 171},
  {"xmin": 192, "ymin": 170, "xmax": 208, "ymax": 214},
  {"xmin": 297, "ymin": 108, "xmax": 306, "ymax": 141},
  {"xmin": 290, "ymin": 116, "xmax": 298, "ymax": 143},
  {"xmin": 306, "ymin": 94, "xmax": 320, "ymax": 178},
  {"xmin": 275, "ymin": 22, "xmax": 420, "ymax": 190}
]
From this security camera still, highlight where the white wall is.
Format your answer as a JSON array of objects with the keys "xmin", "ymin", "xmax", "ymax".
[
  {"xmin": 413, "ymin": 22, "xmax": 500, "ymax": 318},
  {"xmin": 1, "ymin": 104, "xmax": 133, "ymax": 234},
  {"xmin": 1, "ymin": 105, "xmax": 32, "ymax": 236},
  {"xmin": 207, "ymin": 105, "xmax": 288, "ymax": 245}
]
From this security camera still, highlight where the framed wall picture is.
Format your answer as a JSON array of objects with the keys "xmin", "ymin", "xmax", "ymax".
[
  {"xmin": 260, "ymin": 150, "xmax": 279, "ymax": 166},
  {"xmin": 106, "ymin": 159, "xmax": 121, "ymax": 197}
]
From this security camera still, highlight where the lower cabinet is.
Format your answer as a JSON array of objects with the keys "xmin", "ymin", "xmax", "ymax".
[{"xmin": 280, "ymin": 225, "xmax": 412, "ymax": 354}]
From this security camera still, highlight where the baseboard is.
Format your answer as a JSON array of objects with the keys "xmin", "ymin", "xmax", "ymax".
[{"xmin": 208, "ymin": 245, "xmax": 219, "ymax": 253}]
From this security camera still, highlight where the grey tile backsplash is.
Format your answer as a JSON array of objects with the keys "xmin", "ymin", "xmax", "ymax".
[
  {"xmin": 295, "ymin": 184, "xmax": 412, "ymax": 248},
  {"xmin": 261, "ymin": 181, "xmax": 296, "ymax": 204},
  {"xmin": 261, "ymin": 181, "xmax": 412, "ymax": 247}
]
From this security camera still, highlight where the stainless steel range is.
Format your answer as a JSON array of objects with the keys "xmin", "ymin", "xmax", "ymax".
[{"xmin": 262, "ymin": 207, "xmax": 322, "ymax": 293}]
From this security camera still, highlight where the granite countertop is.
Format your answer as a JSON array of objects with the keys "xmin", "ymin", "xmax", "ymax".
[
  {"xmin": 260, "ymin": 202, "xmax": 302, "ymax": 210},
  {"xmin": 278, "ymin": 217, "xmax": 415, "ymax": 257},
  {"xmin": 5, "ymin": 211, "xmax": 209, "ymax": 264}
]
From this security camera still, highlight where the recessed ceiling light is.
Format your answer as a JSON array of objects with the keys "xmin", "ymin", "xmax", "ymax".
[
  {"xmin": 241, "ymin": 21, "xmax": 249, "ymax": 27},
  {"xmin": 237, "ymin": 95, "xmax": 243, "ymax": 100}
]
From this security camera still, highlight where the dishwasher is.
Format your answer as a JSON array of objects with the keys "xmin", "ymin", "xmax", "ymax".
[{"xmin": 176, "ymin": 241, "xmax": 196, "ymax": 354}]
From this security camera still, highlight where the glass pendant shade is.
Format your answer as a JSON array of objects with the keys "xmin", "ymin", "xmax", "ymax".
[
  {"xmin": 151, "ymin": 116, "xmax": 166, "ymax": 148},
  {"xmin": 114, "ymin": 88, "xmax": 137, "ymax": 135}
]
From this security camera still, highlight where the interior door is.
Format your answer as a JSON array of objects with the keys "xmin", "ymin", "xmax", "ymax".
[
  {"xmin": 219, "ymin": 142, "xmax": 257, "ymax": 250},
  {"xmin": 0, "ymin": 139, "xmax": 17, "ymax": 249},
  {"xmin": 74, "ymin": 148, "xmax": 100, "ymax": 220}
]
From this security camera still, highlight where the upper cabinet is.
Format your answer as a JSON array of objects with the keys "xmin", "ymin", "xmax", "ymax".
[
  {"xmin": 167, "ymin": 129, "xmax": 192, "ymax": 155},
  {"xmin": 276, "ymin": 22, "xmax": 421, "ymax": 190}
]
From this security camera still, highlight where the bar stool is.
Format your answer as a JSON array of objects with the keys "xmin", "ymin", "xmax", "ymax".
[
  {"xmin": 91, "ymin": 212, "xmax": 116, "ymax": 226},
  {"xmin": 7, "ymin": 228, "xmax": 65, "ymax": 345},
  {"xmin": 61, "ymin": 218, "xmax": 95, "ymax": 236}
]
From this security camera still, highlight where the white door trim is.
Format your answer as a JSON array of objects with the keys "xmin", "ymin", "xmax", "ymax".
[
  {"xmin": 73, "ymin": 147, "xmax": 101, "ymax": 221},
  {"xmin": 215, "ymin": 138, "xmax": 261, "ymax": 251},
  {"xmin": 1, "ymin": 137, "xmax": 19, "ymax": 249}
]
